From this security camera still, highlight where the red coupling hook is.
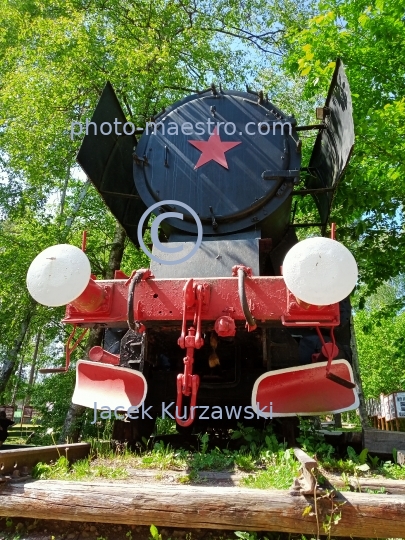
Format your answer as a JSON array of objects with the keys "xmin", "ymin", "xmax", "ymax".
[
  {"xmin": 176, "ymin": 327, "xmax": 201, "ymax": 427},
  {"xmin": 176, "ymin": 371, "xmax": 200, "ymax": 427}
]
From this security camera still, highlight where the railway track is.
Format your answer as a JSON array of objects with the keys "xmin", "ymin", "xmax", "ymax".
[
  {"xmin": 1, "ymin": 442, "xmax": 405, "ymax": 538},
  {"xmin": 0, "ymin": 443, "xmax": 90, "ymax": 480}
]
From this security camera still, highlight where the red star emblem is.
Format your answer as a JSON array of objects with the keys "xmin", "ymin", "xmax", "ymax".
[{"xmin": 188, "ymin": 127, "xmax": 242, "ymax": 170}]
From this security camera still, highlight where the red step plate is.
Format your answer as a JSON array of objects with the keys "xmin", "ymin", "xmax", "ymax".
[
  {"xmin": 252, "ymin": 360, "xmax": 359, "ymax": 417},
  {"xmin": 73, "ymin": 360, "xmax": 147, "ymax": 411}
]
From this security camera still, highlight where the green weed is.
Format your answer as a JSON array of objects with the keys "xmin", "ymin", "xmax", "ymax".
[
  {"xmin": 242, "ymin": 448, "xmax": 300, "ymax": 490},
  {"xmin": 190, "ymin": 446, "xmax": 234, "ymax": 471},
  {"xmin": 155, "ymin": 416, "xmax": 177, "ymax": 436},
  {"xmin": 31, "ymin": 455, "xmax": 129, "ymax": 480},
  {"xmin": 150, "ymin": 524, "xmax": 166, "ymax": 540},
  {"xmin": 141, "ymin": 440, "xmax": 188, "ymax": 470},
  {"xmin": 297, "ymin": 418, "xmax": 334, "ymax": 459},
  {"xmin": 379, "ymin": 460, "xmax": 405, "ymax": 479},
  {"xmin": 234, "ymin": 452, "xmax": 256, "ymax": 472},
  {"xmin": 235, "ymin": 532, "xmax": 269, "ymax": 540}
]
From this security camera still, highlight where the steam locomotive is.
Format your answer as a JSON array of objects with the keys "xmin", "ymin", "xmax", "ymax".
[{"xmin": 27, "ymin": 59, "xmax": 359, "ymax": 443}]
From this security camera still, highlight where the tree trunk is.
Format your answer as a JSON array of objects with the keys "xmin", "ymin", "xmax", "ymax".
[
  {"xmin": 60, "ymin": 222, "xmax": 127, "ymax": 443},
  {"xmin": 350, "ymin": 315, "xmax": 369, "ymax": 429},
  {"xmin": 24, "ymin": 331, "xmax": 42, "ymax": 406},
  {"xmin": 10, "ymin": 354, "xmax": 24, "ymax": 407},
  {"xmin": 106, "ymin": 223, "xmax": 127, "ymax": 280},
  {"xmin": 0, "ymin": 300, "xmax": 36, "ymax": 401},
  {"xmin": 28, "ymin": 332, "xmax": 41, "ymax": 387}
]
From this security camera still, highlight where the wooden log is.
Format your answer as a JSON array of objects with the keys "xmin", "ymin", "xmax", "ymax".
[
  {"xmin": 1, "ymin": 480, "xmax": 405, "ymax": 538},
  {"xmin": 363, "ymin": 428, "xmax": 405, "ymax": 454},
  {"xmin": 0, "ymin": 443, "xmax": 90, "ymax": 476}
]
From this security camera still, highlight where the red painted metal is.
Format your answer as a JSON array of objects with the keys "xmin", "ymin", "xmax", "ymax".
[
  {"xmin": 282, "ymin": 290, "xmax": 340, "ymax": 327},
  {"xmin": 188, "ymin": 127, "xmax": 242, "ymax": 170},
  {"xmin": 114, "ymin": 269, "xmax": 129, "ymax": 280},
  {"xmin": 73, "ymin": 360, "xmax": 147, "ymax": 410},
  {"xmin": 40, "ymin": 325, "xmax": 89, "ymax": 374},
  {"xmin": 232, "ymin": 264, "xmax": 252, "ymax": 277},
  {"xmin": 252, "ymin": 360, "xmax": 358, "ymax": 416},
  {"xmin": 176, "ymin": 283, "xmax": 206, "ymax": 426},
  {"xmin": 60, "ymin": 270, "xmax": 351, "ymax": 423},
  {"xmin": 214, "ymin": 316, "xmax": 236, "ymax": 337},
  {"xmin": 315, "ymin": 327, "xmax": 356, "ymax": 389},
  {"xmin": 63, "ymin": 276, "xmax": 340, "ymax": 327},
  {"xmin": 311, "ymin": 342, "xmax": 339, "ymax": 363},
  {"xmin": 88, "ymin": 346, "xmax": 120, "ymax": 365},
  {"xmin": 176, "ymin": 327, "xmax": 201, "ymax": 427},
  {"xmin": 70, "ymin": 278, "xmax": 107, "ymax": 313}
]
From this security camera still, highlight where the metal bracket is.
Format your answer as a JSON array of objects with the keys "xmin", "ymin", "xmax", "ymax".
[{"xmin": 262, "ymin": 170, "xmax": 300, "ymax": 180}]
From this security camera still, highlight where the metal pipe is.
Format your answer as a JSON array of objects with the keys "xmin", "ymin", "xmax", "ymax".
[
  {"xmin": 127, "ymin": 270, "xmax": 144, "ymax": 331},
  {"xmin": 237, "ymin": 267, "xmax": 257, "ymax": 331}
]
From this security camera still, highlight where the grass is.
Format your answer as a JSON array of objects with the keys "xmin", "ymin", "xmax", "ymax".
[
  {"xmin": 28, "ymin": 419, "xmax": 405, "ymax": 493},
  {"xmin": 242, "ymin": 451, "xmax": 300, "ymax": 490},
  {"xmin": 32, "ymin": 455, "xmax": 129, "ymax": 481},
  {"xmin": 376, "ymin": 460, "xmax": 405, "ymax": 480},
  {"xmin": 31, "ymin": 423, "xmax": 299, "ymax": 485}
]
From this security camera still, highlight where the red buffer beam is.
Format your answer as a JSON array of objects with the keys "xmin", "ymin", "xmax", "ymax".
[{"xmin": 62, "ymin": 276, "xmax": 340, "ymax": 327}]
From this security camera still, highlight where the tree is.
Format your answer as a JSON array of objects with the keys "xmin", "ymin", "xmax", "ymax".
[
  {"xmin": 276, "ymin": 0, "xmax": 405, "ymax": 301},
  {"xmin": 1, "ymin": 0, "xmax": 288, "ymax": 429}
]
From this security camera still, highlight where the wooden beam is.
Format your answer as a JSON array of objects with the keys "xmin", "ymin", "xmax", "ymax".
[
  {"xmin": 363, "ymin": 428, "xmax": 405, "ymax": 454},
  {"xmin": 1, "ymin": 480, "xmax": 405, "ymax": 538},
  {"xmin": 331, "ymin": 476, "xmax": 405, "ymax": 495}
]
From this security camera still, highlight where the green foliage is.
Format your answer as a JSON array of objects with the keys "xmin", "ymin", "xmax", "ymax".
[
  {"xmin": 29, "ymin": 370, "xmax": 75, "ymax": 440},
  {"xmin": 190, "ymin": 446, "xmax": 235, "ymax": 471},
  {"xmin": 242, "ymin": 448, "xmax": 300, "ymax": 490},
  {"xmin": 32, "ymin": 455, "xmax": 70, "ymax": 479},
  {"xmin": 141, "ymin": 440, "xmax": 189, "ymax": 470},
  {"xmin": 278, "ymin": 0, "xmax": 405, "ymax": 296},
  {"xmin": 154, "ymin": 416, "xmax": 177, "ymax": 436},
  {"xmin": 347, "ymin": 446, "xmax": 368, "ymax": 465},
  {"xmin": 297, "ymin": 418, "xmax": 334, "ymax": 459},
  {"xmin": 149, "ymin": 525, "xmax": 164, "ymax": 540},
  {"xmin": 143, "ymin": 425, "xmax": 290, "ymax": 476},
  {"xmin": 379, "ymin": 460, "xmax": 405, "ymax": 480},
  {"xmin": 32, "ymin": 454, "xmax": 129, "ymax": 480},
  {"xmin": 354, "ymin": 302, "xmax": 405, "ymax": 397},
  {"xmin": 231, "ymin": 422, "xmax": 282, "ymax": 454},
  {"xmin": 235, "ymin": 533, "xmax": 269, "ymax": 540}
]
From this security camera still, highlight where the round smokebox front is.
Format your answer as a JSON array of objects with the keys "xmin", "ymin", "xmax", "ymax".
[{"xmin": 134, "ymin": 91, "xmax": 301, "ymax": 236}]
